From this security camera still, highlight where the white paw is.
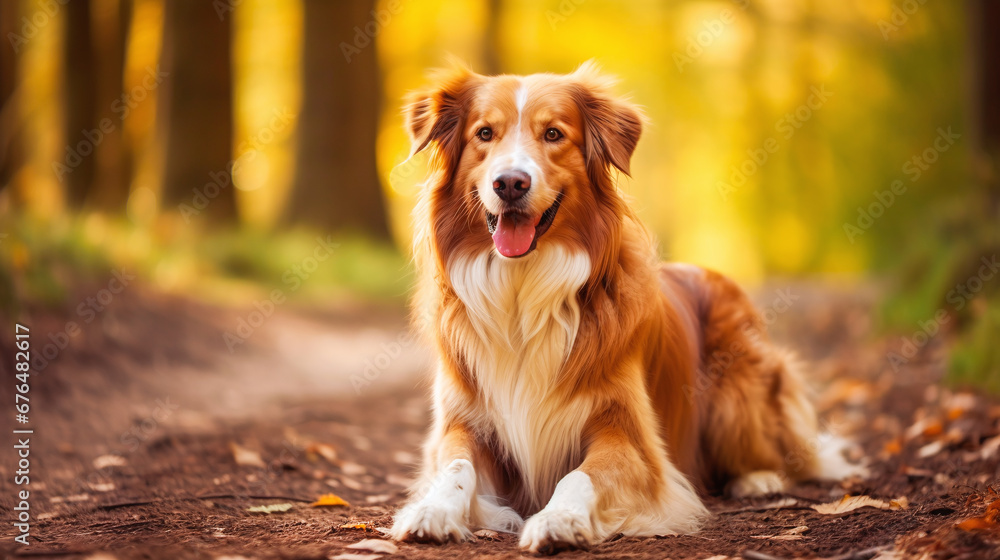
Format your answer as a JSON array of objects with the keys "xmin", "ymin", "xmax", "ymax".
[
  {"xmin": 389, "ymin": 458, "xmax": 476, "ymax": 543},
  {"xmin": 727, "ymin": 470, "xmax": 787, "ymax": 499},
  {"xmin": 519, "ymin": 508, "xmax": 596, "ymax": 553},
  {"xmin": 390, "ymin": 497, "xmax": 473, "ymax": 542},
  {"xmin": 815, "ymin": 435, "xmax": 871, "ymax": 480}
]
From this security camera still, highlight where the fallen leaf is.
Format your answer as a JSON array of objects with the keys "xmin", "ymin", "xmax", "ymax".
[
  {"xmin": 340, "ymin": 461, "xmax": 367, "ymax": 476},
  {"xmin": 340, "ymin": 522, "xmax": 374, "ymax": 531},
  {"xmin": 247, "ymin": 503, "xmax": 294, "ymax": 514},
  {"xmin": 812, "ymin": 495, "xmax": 909, "ymax": 514},
  {"xmin": 474, "ymin": 529, "xmax": 500, "ymax": 540},
  {"xmin": 330, "ymin": 554, "xmax": 380, "ymax": 560},
  {"xmin": 50, "ymin": 494, "xmax": 91, "ymax": 503},
  {"xmin": 904, "ymin": 417, "xmax": 933, "ymax": 441},
  {"xmin": 720, "ymin": 497, "xmax": 799, "ymax": 514},
  {"xmin": 980, "ymin": 435, "xmax": 1000, "ymax": 460},
  {"xmin": 883, "ymin": 438, "xmax": 902, "ymax": 456},
  {"xmin": 386, "ymin": 474, "xmax": 414, "ymax": 487},
  {"xmin": 751, "ymin": 525, "xmax": 808, "ymax": 541},
  {"xmin": 341, "ymin": 477, "xmax": 364, "ymax": 491},
  {"xmin": 947, "ymin": 392, "xmax": 978, "ymax": 415},
  {"xmin": 311, "ymin": 493, "xmax": 351, "ymax": 508},
  {"xmin": 365, "ymin": 494, "xmax": 392, "ymax": 504},
  {"xmin": 346, "ymin": 539, "xmax": 398, "ymax": 554},
  {"xmin": 89, "ymin": 482, "xmax": 115, "ymax": 492},
  {"xmin": 818, "ymin": 379, "xmax": 873, "ymax": 409},
  {"xmin": 934, "ymin": 473, "xmax": 952, "ymax": 486},
  {"xmin": 393, "ymin": 450, "xmax": 417, "ymax": 465},
  {"xmin": 230, "ymin": 442, "xmax": 266, "ymax": 468},
  {"xmin": 92, "ymin": 455, "xmax": 127, "ymax": 469},
  {"xmin": 957, "ymin": 517, "xmax": 997, "ymax": 531},
  {"xmin": 957, "ymin": 498, "xmax": 1000, "ymax": 531},
  {"xmin": 918, "ymin": 440, "xmax": 945, "ymax": 458},
  {"xmin": 903, "ymin": 466, "xmax": 934, "ymax": 478},
  {"xmin": 922, "ymin": 421, "xmax": 944, "ymax": 438},
  {"xmin": 306, "ymin": 442, "xmax": 338, "ymax": 463}
]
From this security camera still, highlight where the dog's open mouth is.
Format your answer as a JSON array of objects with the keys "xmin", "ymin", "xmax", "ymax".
[{"xmin": 485, "ymin": 191, "xmax": 564, "ymax": 258}]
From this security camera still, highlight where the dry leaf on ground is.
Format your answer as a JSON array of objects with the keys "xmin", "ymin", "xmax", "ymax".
[
  {"xmin": 306, "ymin": 442, "xmax": 338, "ymax": 463},
  {"xmin": 956, "ymin": 498, "xmax": 1000, "ymax": 531},
  {"xmin": 246, "ymin": 503, "xmax": 294, "ymax": 514},
  {"xmin": 311, "ymin": 493, "xmax": 351, "ymax": 507},
  {"xmin": 751, "ymin": 525, "xmax": 808, "ymax": 541},
  {"xmin": 918, "ymin": 440, "xmax": 946, "ymax": 458},
  {"xmin": 92, "ymin": 454, "xmax": 127, "ymax": 469},
  {"xmin": 230, "ymin": 442, "xmax": 266, "ymax": 468},
  {"xmin": 345, "ymin": 539, "xmax": 399, "ymax": 554},
  {"xmin": 812, "ymin": 495, "xmax": 908, "ymax": 514},
  {"xmin": 979, "ymin": 435, "xmax": 1000, "ymax": 460}
]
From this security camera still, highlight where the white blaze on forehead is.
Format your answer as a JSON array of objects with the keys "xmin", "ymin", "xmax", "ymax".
[
  {"xmin": 479, "ymin": 81, "xmax": 541, "ymax": 212},
  {"xmin": 515, "ymin": 83, "xmax": 529, "ymax": 114}
]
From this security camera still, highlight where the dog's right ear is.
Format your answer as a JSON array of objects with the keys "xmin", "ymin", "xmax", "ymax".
[{"xmin": 404, "ymin": 65, "xmax": 480, "ymax": 169}]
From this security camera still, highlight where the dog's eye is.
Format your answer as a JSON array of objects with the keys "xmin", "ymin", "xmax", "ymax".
[
  {"xmin": 544, "ymin": 128, "xmax": 563, "ymax": 142},
  {"xmin": 477, "ymin": 127, "xmax": 493, "ymax": 142}
]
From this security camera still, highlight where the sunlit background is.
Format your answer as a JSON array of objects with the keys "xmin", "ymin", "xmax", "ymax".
[{"xmin": 0, "ymin": 0, "xmax": 997, "ymax": 388}]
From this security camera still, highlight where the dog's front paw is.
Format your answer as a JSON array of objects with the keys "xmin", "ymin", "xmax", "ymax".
[
  {"xmin": 389, "ymin": 498, "xmax": 473, "ymax": 543},
  {"xmin": 519, "ymin": 508, "xmax": 595, "ymax": 554}
]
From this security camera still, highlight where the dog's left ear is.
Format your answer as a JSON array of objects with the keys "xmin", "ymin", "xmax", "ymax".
[{"xmin": 570, "ymin": 61, "xmax": 643, "ymax": 177}]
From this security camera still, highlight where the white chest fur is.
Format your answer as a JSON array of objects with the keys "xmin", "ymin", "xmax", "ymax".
[{"xmin": 448, "ymin": 245, "xmax": 592, "ymax": 507}]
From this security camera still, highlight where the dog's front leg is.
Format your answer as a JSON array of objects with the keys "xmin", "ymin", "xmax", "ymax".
[
  {"xmin": 389, "ymin": 421, "xmax": 479, "ymax": 543},
  {"xmin": 519, "ymin": 403, "xmax": 707, "ymax": 553}
]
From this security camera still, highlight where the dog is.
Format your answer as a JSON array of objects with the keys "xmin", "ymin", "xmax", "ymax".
[{"xmin": 389, "ymin": 62, "xmax": 861, "ymax": 553}]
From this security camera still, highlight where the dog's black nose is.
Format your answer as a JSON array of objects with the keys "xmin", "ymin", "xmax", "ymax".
[{"xmin": 492, "ymin": 170, "xmax": 531, "ymax": 202}]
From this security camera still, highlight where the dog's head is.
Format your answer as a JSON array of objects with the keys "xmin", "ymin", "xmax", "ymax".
[{"xmin": 406, "ymin": 62, "xmax": 642, "ymax": 260}]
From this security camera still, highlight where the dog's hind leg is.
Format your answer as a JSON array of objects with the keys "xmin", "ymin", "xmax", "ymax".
[{"xmin": 693, "ymin": 272, "xmax": 865, "ymax": 496}]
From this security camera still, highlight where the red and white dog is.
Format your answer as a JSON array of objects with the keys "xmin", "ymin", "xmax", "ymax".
[{"xmin": 390, "ymin": 63, "xmax": 859, "ymax": 553}]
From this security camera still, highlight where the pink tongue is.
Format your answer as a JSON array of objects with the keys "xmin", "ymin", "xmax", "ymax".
[{"xmin": 492, "ymin": 214, "xmax": 537, "ymax": 257}]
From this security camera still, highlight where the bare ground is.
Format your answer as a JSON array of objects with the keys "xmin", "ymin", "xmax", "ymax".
[{"xmin": 1, "ymin": 282, "xmax": 999, "ymax": 559}]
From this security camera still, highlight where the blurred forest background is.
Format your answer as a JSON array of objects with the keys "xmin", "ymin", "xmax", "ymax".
[{"xmin": 0, "ymin": 0, "xmax": 997, "ymax": 389}]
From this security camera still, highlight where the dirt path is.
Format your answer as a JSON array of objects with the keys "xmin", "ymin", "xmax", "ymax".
[{"xmin": 1, "ymin": 284, "xmax": 999, "ymax": 559}]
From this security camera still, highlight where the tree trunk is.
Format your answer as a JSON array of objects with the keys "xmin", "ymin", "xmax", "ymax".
[
  {"xmin": 0, "ymin": 0, "xmax": 22, "ymax": 193},
  {"xmin": 482, "ymin": 0, "xmax": 503, "ymax": 75},
  {"xmin": 970, "ymin": 0, "xmax": 1000, "ymax": 210},
  {"xmin": 89, "ymin": 0, "xmax": 132, "ymax": 212},
  {"xmin": 62, "ymin": 0, "xmax": 96, "ymax": 208},
  {"xmin": 157, "ymin": 0, "xmax": 236, "ymax": 222},
  {"xmin": 284, "ymin": 0, "xmax": 390, "ymax": 239}
]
